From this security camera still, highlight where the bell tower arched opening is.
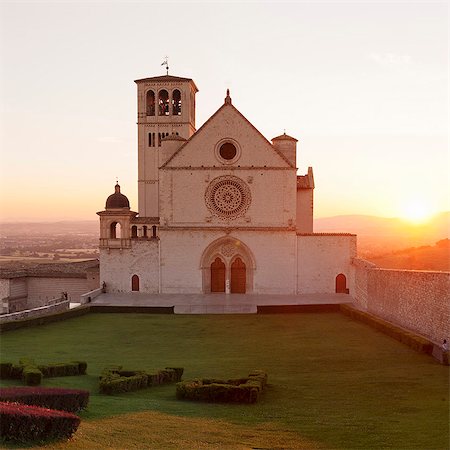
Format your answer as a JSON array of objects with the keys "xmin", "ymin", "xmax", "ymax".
[
  {"xmin": 172, "ymin": 89, "xmax": 182, "ymax": 115},
  {"xmin": 110, "ymin": 221, "xmax": 122, "ymax": 239},
  {"xmin": 158, "ymin": 89, "xmax": 169, "ymax": 116},
  {"xmin": 146, "ymin": 90, "xmax": 155, "ymax": 116}
]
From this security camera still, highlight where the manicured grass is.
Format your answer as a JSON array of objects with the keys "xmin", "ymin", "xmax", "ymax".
[{"xmin": 0, "ymin": 312, "xmax": 448, "ymax": 449}]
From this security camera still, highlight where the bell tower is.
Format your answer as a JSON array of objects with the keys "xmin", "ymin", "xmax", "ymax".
[{"xmin": 134, "ymin": 74, "xmax": 198, "ymax": 217}]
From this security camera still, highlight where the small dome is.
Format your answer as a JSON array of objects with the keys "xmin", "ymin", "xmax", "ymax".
[{"xmin": 105, "ymin": 183, "xmax": 130, "ymax": 209}]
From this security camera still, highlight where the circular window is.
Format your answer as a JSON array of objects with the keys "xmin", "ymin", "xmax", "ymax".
[
  {"xmin": 215, "ymin": 139, "xmax": 241, "ymax": 164},
  {"xmin": 205, "ymin": 176, "xmax": 251, "ymax": 219},
  {"xmin": 219, "ymin": 142, "xmax": 237, "ymax": 160}
]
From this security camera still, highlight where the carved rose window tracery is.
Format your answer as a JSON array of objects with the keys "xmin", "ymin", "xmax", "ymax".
[{"xmin": 205, "ymin": 176, "xmax": 251, "ymax": 220}]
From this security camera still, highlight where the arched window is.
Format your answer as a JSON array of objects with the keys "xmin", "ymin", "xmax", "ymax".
[
  {"xmin": 146, "ymin": 90, "xmax": 155, "ymax": 116},
  {"xmin": 335, "ymin": 274, "xmax": 349, "ymax": 294},
  {"xmin": 158, "ymin": 89, "xmax": 169, "ymax": 116},
  {"xmin": 131, "ymin": 275, "xmax": 140, "ymax": 292},
  {"xmin": 172, "ymin": 89, "xmax": 181, "ymax": 115},
  {"xmin": 142, "ymin": 225, "xmax": 148, "ymax": 238},
  {"xmin": 110, "ymin": 222, "xmax": 121, "ymax": 239},
  {"xmin": 131, "ymin": 226, "xmax": 138, "ymax": 238}
]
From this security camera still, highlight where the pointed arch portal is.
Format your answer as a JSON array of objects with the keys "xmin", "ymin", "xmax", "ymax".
[{"xmin": 201, "ymin": 236, "xmax": 255, "ymax": 294}]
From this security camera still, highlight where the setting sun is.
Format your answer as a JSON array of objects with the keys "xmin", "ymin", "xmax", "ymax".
[{"xmin": 400, "ymin": 201, "xmax": 434, "ymax": 224}]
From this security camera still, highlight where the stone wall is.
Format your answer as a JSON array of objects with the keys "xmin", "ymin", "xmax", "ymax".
[
  {"xmin": 26, "ymin": 277, "xmax": 91, "ymax": 308},
  {"xmin": 297, "ymin": 234, "xmax": 357, "ymax": 294},
  {"xmin": 349, "ymin": 258, "xmax": 377, "ymax": 310},
  {"xmin": 0, "ymin": 300, "xmax": 70, "ymax": 324},
  {"xmin": 100, "ymin": 239, "xmax": 159, "ymax": 293},
  {"xmin": 352, "ymin": 258, "xmax": 450, "ymax": 343}
]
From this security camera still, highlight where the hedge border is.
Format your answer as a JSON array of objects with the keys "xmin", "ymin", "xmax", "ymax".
[
  {"xmin": 0, "ymin": 387, "xmax": 89, "ymax": 413},
  {"xmin": 0, "ymin": 401, "xmax": 80, "ymax": 443},
  {"xmin": 0, "ymin": 305, "xmax": 175, "ymax": 333},
  {"xmin": 99, "ymin": 366, "xmax": 184, "ymax": 395},
  {"xmin": 176, "ymin": 370, "xmax": 268, "ymax": 404},
  {"xmin": 340, "ymin": 304, "xmax": 436, "ymax": 355},
  {"xmin": 0, "ymin": 360, "xmax": 88, "ymax": 386}
]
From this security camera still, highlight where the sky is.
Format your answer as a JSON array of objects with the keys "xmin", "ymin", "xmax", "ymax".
[{"xmin": 0, "ymin": 1, "xmax": 448, "ymax": 222}]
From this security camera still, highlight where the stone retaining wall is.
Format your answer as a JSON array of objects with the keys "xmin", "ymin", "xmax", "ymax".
[
  {"xmin": 0, "ymin": 299, "xmax": 70, "ymax": 323},
  {"xmin": 352, "ymin": 258, "xmax": 450, "ymax": 343}
]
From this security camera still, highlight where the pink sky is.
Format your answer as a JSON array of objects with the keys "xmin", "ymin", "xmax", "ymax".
[{"xmin": 0, "ymin": 2, "xmax": 448, "ymax": 222}]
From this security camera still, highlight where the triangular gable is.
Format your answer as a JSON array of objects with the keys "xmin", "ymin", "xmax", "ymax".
[{"xmin": 161, "ymin": 102, "xmax": 295, "ymax": 169}]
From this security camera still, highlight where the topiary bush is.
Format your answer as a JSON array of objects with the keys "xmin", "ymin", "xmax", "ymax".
[
  {"xmin": 0, "ymin": 387, "xmax": 89, "ymax": 413},
  {"xmin": 99, "ymin": 366, "xmax": 184, "ymax": 395},
  {"xmin": 0, "ymin": 359, "xmax": 88, "ymax": 386},
  {"xmin": 176, "ymin": 370, "xmax": 267, "ymax": 404},
  {"xmin": 0, "ymin": 401, "xmax": 80, "ymax": 443},
  {"xmin": 0, "ymin": 363, "xmax": 12, "ymax": 379},
  {"xmin": 22, "ymin": 368, "xmax": 42, "ymax": 386}
]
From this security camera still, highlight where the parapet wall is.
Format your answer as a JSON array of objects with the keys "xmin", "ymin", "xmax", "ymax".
[{"xmin": 352, "ymin": 258, "xmax": 450, "ymax": 343}]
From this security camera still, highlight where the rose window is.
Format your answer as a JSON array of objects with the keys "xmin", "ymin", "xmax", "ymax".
[{"xmin": 205, "ymin": 176, "xmax": 251, "ymax": 219}]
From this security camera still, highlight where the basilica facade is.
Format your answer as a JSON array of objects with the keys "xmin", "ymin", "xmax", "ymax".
[{"xmin": 97, "ymin": 74, "xmax": 356, "ymax": 295}]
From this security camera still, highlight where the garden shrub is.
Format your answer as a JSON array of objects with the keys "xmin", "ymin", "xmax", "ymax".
[
  {"xmin": 99, "ymin": 366, "xmax": 183, "ymax": 395},
  {"xmin": 340, "ymin": 304, "xmax": 434, "ymax": 354},
  {"xmin": 0, "ymin": 359, "xmax": 88, "ymax": 386},
  {"xmin": 0, "ymin": 387, "xmax": 89, "ymax": 413},
  {"xmin": 0, "ymin": 401, "xmax": 80, "ymax": 443},
  {"xmin": 22, "ymin": 368, "xmax": 42, "ymax": 386},
  {"xmin": 10, "ymin": 365, "xmax": 24, "ymax": 380},
  {"xmin": 0, "ymin": 363, "xmax": 12, "ymax": 379},
  {"xmin": 38, "ymin": 362, "xmax": 80, "ymax": 378},
  {"xmin": 176, "ymin": 370, "xmax": 267, "ymax": 404}
]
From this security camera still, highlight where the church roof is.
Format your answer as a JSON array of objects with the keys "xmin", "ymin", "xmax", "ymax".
[
  {"xmin": 105, "ymin": 183, "xmax": 130, "ymax": 209},
  {"xmin": 272, "ymin": 133, "xmax": 298, "ymax": 142},
  {"xmin": 297, "ymin": 167, "xmax": 315, "ymax": 189},
  {"xmin": 161, "ymin": 93, "xmax": 296, "ymax": 169},
  {"xmin": 134, "ymin": 75, "xmax": 199, "ymax": 92}
]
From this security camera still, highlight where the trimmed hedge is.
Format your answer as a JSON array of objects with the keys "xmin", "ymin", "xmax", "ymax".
[
  {"xmin": 176, "ymin": 370, "xmax": 267, "ymax": 404},
  {"xmin": 0, "ymin": 304, "xmax": 91, "ymax": 333},
  {"xmin": 0, "ymin": 359, "xmax": 88, "ymax": 386},
  {"xmin": 0, "ymin": 387, "xmax": 89, "ymax": 413},
  {"xmin": 99, "ymin": 366, "xmax": 183, "ymax": 395},
  {"xmin": 340, "ymin": 304, "xmax": 434, "ymax": 354},
  {"xmin": 0, "ymin": 401, "xmax": 80, "ymax": 443}
]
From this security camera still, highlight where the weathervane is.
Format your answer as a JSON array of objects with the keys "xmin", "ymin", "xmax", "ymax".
[{"xmin": 161, "ymin": 56, "xmax": 169, "ymax": 75}]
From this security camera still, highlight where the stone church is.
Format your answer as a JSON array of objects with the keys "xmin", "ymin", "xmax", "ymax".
[{"xmin": 97, "ymin": 74, "xmax": 356, "ymax": 295}]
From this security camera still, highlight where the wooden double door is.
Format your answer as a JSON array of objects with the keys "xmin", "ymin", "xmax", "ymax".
[{"xmin": 211, "ymin": 257, "xmax": 246, "ymax": 293}]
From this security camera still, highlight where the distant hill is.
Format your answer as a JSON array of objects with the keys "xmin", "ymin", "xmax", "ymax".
[
  {"xmin": 0, "ymin": 221, "xmax": 98, "ymax": 236},
  {"xmin": 314, "ymin": 212, "xmax": 450, "ymax": 256},
  {"xmin": 367, "ymin": 239, "xmax": 450, "ymax": 271}
]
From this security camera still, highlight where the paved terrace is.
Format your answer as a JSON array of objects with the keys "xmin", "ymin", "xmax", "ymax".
[{"xmin": 91, "ymin": 293, "xmax": 353, "ymax": 314}]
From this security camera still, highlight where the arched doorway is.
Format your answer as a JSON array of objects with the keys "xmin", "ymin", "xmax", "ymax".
[
  {"xmin": 335, "ymin": 273, "xmax": 348, "ymax": 294},
  {"xmin": 231, "ymin": 257, "xmax": 246, "ymax": 293},
  {"xmin": 210, "ymin": 257, "xmax": 225, "ymax": 292},
  {"xmin": 201, "ymin": 236, "xmax": 255, "ymax": 294},
  {"xmin": 131, "ymin": 275, "xmax": 140, "ymax": 292}
]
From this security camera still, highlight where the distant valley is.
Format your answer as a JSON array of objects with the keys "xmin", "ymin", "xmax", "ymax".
[{"xmin": 0, "ymin": 212, "xmax": 448, "ymax": 270}]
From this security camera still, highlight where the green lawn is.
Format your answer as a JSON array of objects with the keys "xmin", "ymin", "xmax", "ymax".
[{"xmin": 0, "ymin": 312, "xmax": 448, "ymax": 449}]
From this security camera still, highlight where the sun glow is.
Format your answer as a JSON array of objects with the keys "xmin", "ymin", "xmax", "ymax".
[{"xmin": 400, "ymin": 200, "xmax": 434, "ymax": 224}]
